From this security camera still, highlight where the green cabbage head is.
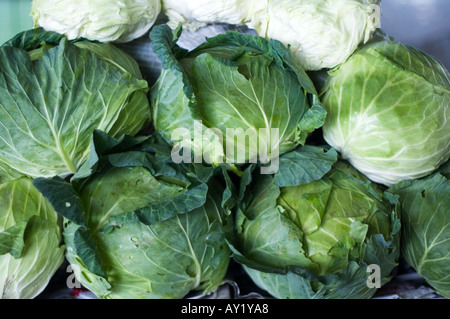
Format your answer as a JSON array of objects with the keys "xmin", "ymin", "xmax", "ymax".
[
  {"xmin": 31, "ymin": 0, "xmax": 161, "ymax": 43},
  {"xmin": 33, "ymin": 136, "xmax": 233, "ymax": 299},
  {"xmin": 0, "ymin": 29, "xmax": 151, "ymax": 179},
  {"xmin": 0, "ymin": 177, "xmax": 64, "ymax": 299},
  {"xmin": 248, "ymin": 0, "xmax": 381, "ymax": 71},
  {"xmin": 321, "ymin": 40, "xmax": 450, "ymax": 186},
  {"xmin": 230, "ymin": 161, "xmax": 401, "ymax": 299},
  {"xmin": 150, "ymin": 24, "xmax": 325, "ymax": 171}
]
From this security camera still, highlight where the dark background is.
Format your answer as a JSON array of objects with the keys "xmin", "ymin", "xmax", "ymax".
[{"xmin": 380, "ymin": 0, "xmax": 450, "ymax": 69}]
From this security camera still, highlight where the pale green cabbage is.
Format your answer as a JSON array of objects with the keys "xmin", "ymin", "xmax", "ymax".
[
  {"xmin": 321, "ymin": 40, "xmax": 450, "ymax": 186},
  {"xmin": 161, "ymin": 0, "xmax": 258, "ymax": 31},
  {"xmin": 31, "ymin": 0, "xmax": 161, "ymax": 43},
  {"xmin": 230, "ymin": 161, "xmax": 401, "ymax": 299},
  {"xmin": 0, "ymin": 177, "xmax": 64, "ymax": 299},
  {"xmin": 248, "ymin": 0, "xmax": 381, "ymax": 70}
]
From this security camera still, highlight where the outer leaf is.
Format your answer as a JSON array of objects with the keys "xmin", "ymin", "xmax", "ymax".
[
  {"xmin": 237, "ymin": 163, "xmax": 258, "ymax": 202},
  {"xmin": 0, "ymin": 177, "xmax": 64, "ymax": 299},
  {"xmin": 0, "ymin": 177, "xmax": 60, "ymax": 229},
  {"xmin": 243, "ymin": 261, "xmax": 381, "ymax": 299},
  {"xmin": 219, "ymin": 166, "xmax": 238, "ymax": 211},
  {"xmin": 1, "ymin": 27, "xmax": 65, "ymax": 49},
  {"xmin": 73, "ymin": 227, "xmax": 107, "ymax": 278},
  {"xmin": 63, "ymin": 220, "xmax": 112, "ymax": 296},
  {"xmin": 72, "ymin": 130, "xmax": 151, "ymax": 181},
  {"xmin": 192, "ymin": 52, "xmax": 308, "ymax": 160},
  {"xmin": 33, "ymin": 177, "xmax": 86, "ymax": 227},
  {"xmin": 150, "ymin": 24, "xmax": 191, "ymax": 97},
  {"xmin": 74, "ymin": 42, "xmax": 144, "ymax": 80},
  {"xmin": 0, "ymin": 30, "xmax": 150, "ymax": 178},
  {"xmin": 191, "ymin": 30, "xmax": 318, "ymax": 96},
  {"xmin": 389, "ymin": 173, "xmax": 450, "ymax": 298},
  {"xmin": 0, "ymin": 219, "xmax": 29, "ymax": 259},
  {"xmin": 133, "ymin": 181, "xmax": 209, "ymax": 225},
  {"xmin": 273, "ymin": 145, "xmax": 337, "ymax": 187},
  {"xmin": 296, "ymin": 103, "xmax": 327, "ymax": 144}
]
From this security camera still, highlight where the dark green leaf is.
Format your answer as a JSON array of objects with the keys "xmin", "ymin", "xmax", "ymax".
[
  {"xmin": 33, "ymin": 177, "xmax": 86, "ymax": 226},
  {"xmin": 134, "ymin": 181, "xmax": 209, "ymax": 225},
  {"xmin": 2, "ymin": 27, "xmax": 65, "ymax": 49},
  {"xmin": 274, "ymin": 145, "xmax": 338, "ymax": 187},
  {"xmin": 73, "ymin": 227, "xmax": 107, "ymax": 278}
]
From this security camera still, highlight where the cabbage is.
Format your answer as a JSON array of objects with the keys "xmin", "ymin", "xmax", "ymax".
[
  {"xmin": 34, "ymin": 133, "xmax": 234, "ymax": 299},
  {"xmin": 248, "ymin": 0, "xmax": 381, "ymax": 71},
  {"xmin": 229, "ymin": 161, "xmax": 401, "ymax": 299},
  {"xmin": 31, "ymin": 0, "xmax": 161, "ymax": 43},
  {"xmin": 0, "ymin": 177, "xmax": 64, "ymax": 299},
  {"xmin": 321, "ymin": 40, "xmax": 450, "ymax": 186},
  {"xmin": 160, "ymin": 0, "xmax": 380, "ymax": 71},
  {"xmin": 150, "ymin": 24, "xmax": 325, "ymax": 172},
  {"xmin": 0, "ymin": 29, "xmax": 151, "ymax": 178},
  {"xmin": 389, "ymin": 171, "xmax": 450, "ymax": 298},
  {"xmin": 161, "ymin": 0, "xmax": 258, "ymax": 31}
]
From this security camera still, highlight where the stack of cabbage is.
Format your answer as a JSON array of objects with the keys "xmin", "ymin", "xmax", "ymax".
[{"xmin": 0, "ymin": 0, "xmax": 448, "ymax": 300}]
